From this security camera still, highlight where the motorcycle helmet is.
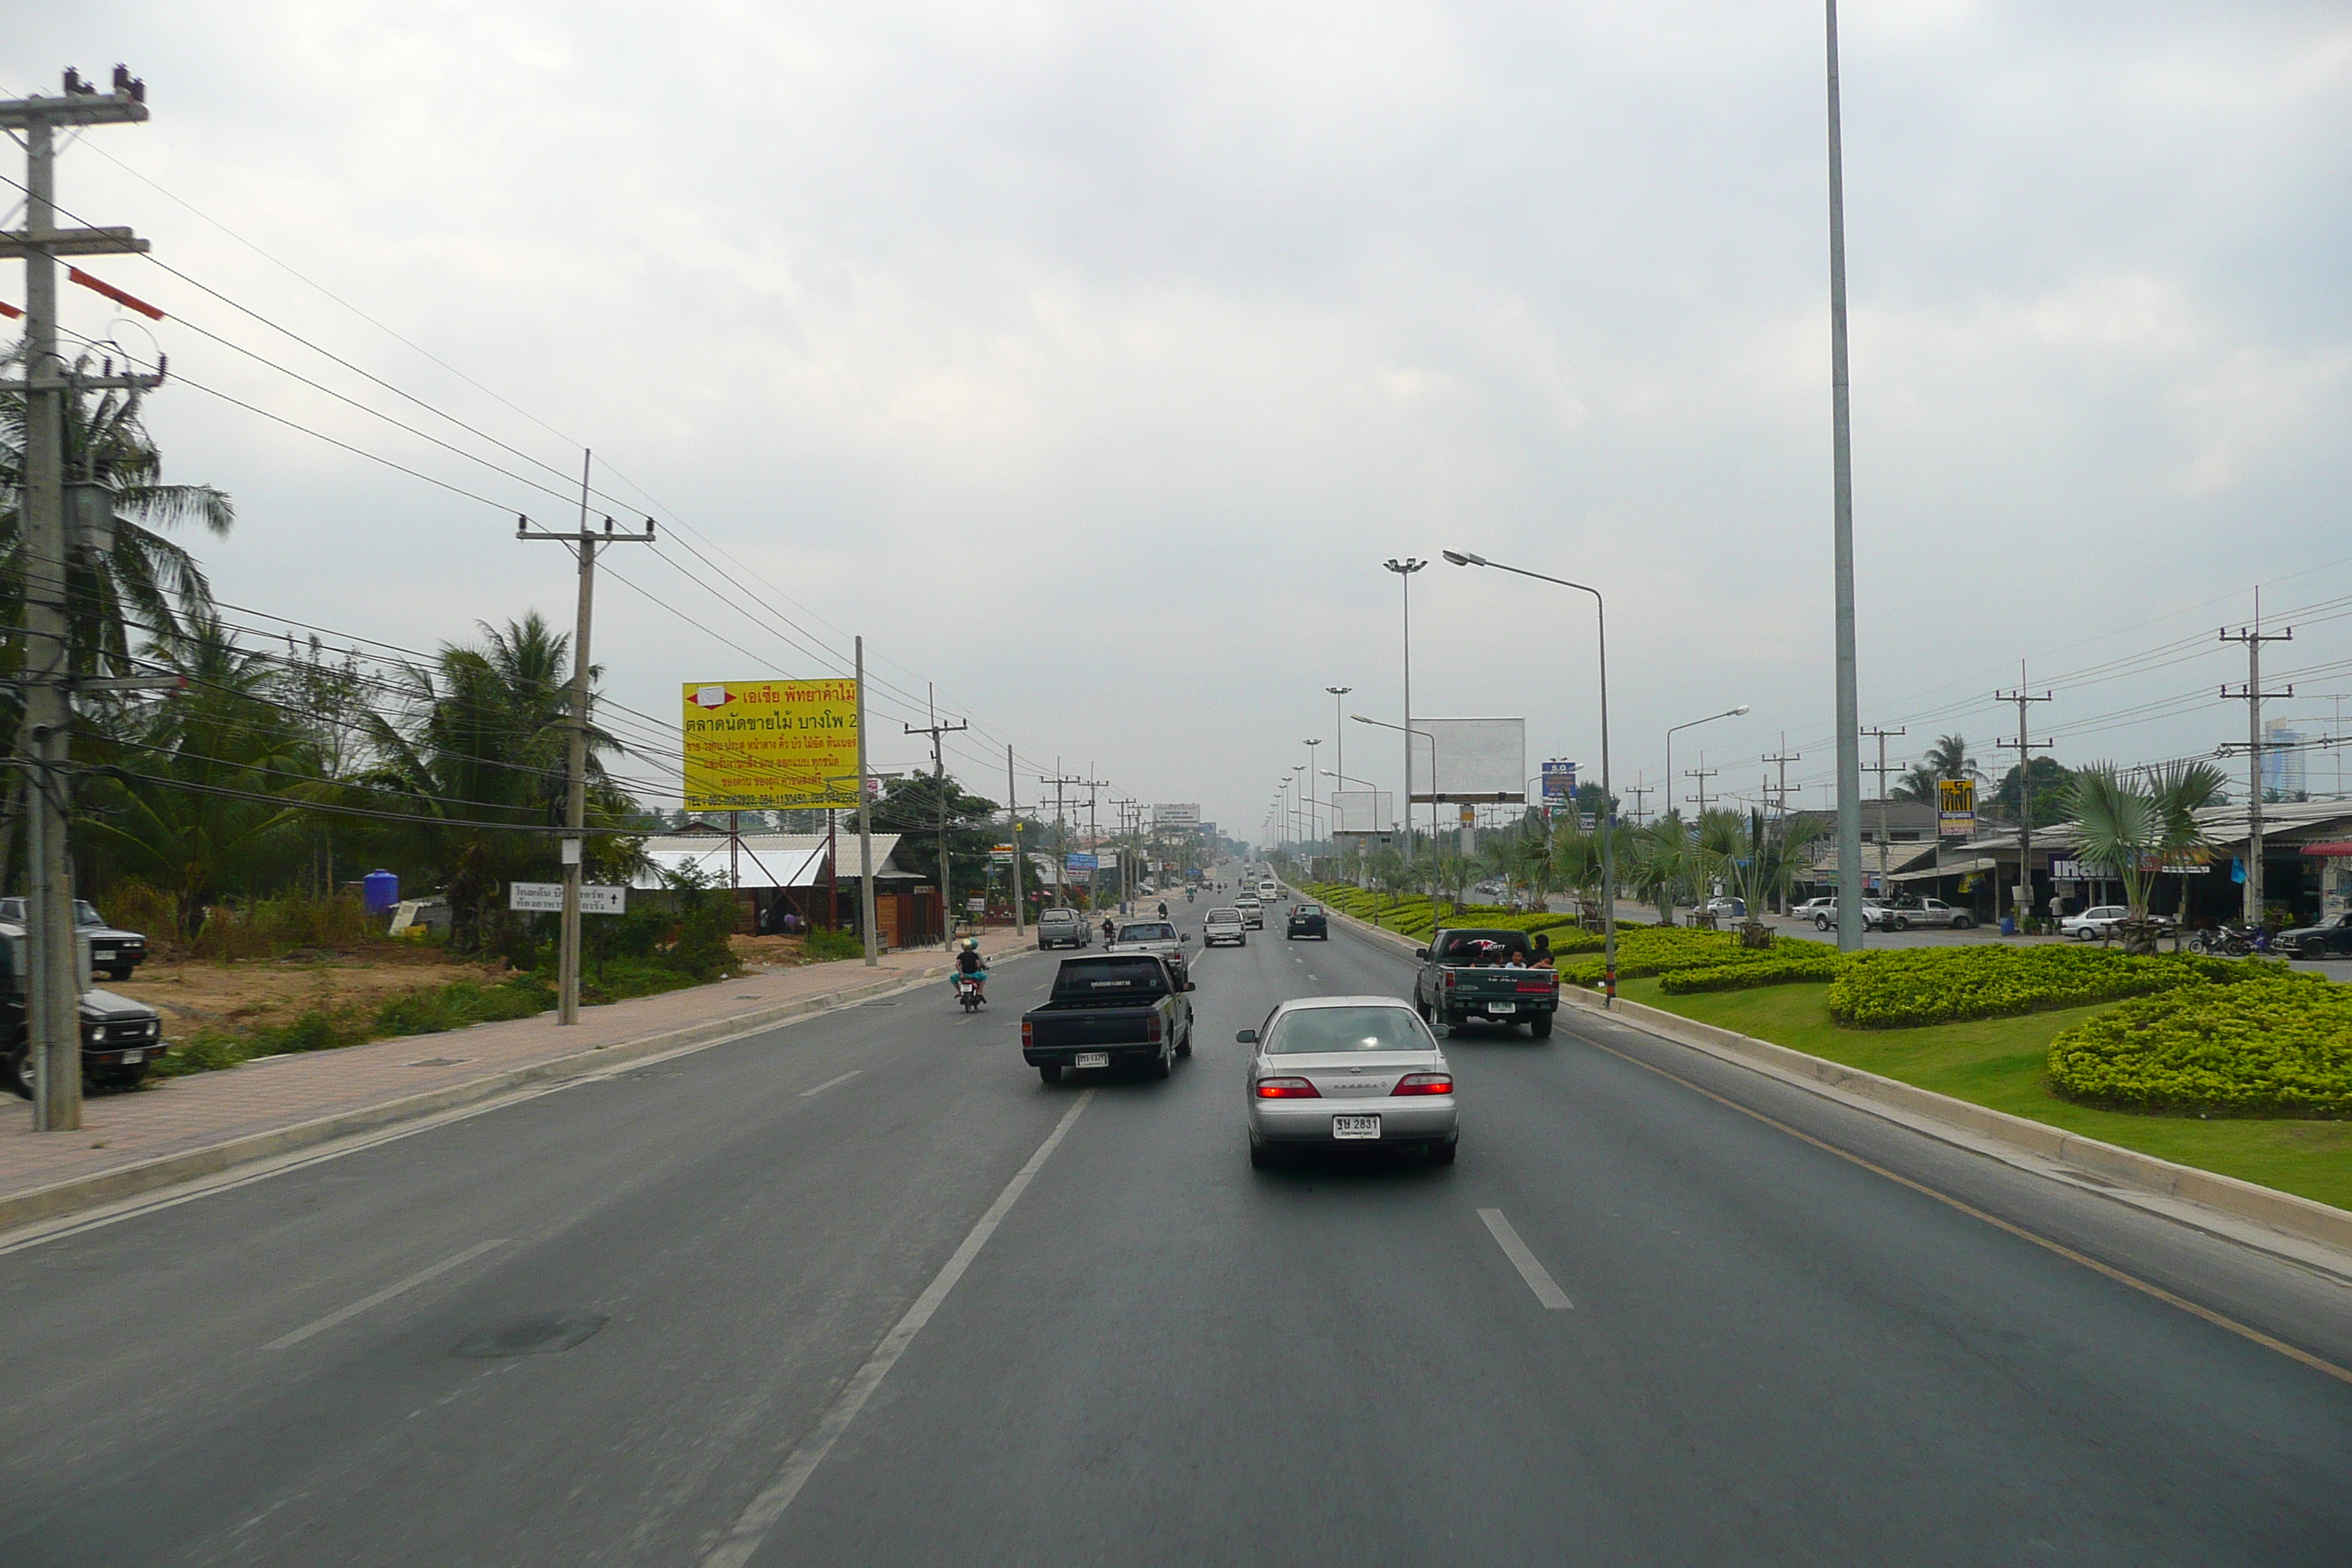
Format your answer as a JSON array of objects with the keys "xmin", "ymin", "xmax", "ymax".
[{"xmin": 961, "ymin": 937, "xmax": 979, "ymax": 952}]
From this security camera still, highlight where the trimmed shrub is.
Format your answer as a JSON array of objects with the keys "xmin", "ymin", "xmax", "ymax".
[
  {"xmin": 1659, "ymin": 947, "xmax": 1845, "ymax": 995},
  {"xmin": 2047, "ymin": 974, "xmax": 2352, "ymax": 1117},
  {"xmin": 1558, "ymin": 927, "xmax": 1834, "ymax": 986},
  {"xmin": 1827, "ymin": 944, "xmax": 2264, "ymax": 1029}
]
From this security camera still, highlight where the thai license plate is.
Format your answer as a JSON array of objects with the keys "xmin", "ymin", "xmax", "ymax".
[
  {"xmin": 1331, "ymin": 1115, "xmax": 1380, "ymax": 1140},
  {"xmin": 1486, "ymin": 1000, "xmax": 1516, "ymax": 1013},
  {"xmin": 1075, "ymin": 1052, "xmax": 1110, "ymax": 1069}
]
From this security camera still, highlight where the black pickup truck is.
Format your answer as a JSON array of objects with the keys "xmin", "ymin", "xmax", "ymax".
[
  {"xmin": 1021, "ymin": 953, "xmax": 1194, "ymax": 1085},
  {"xmin": 0, "ymin": 897, "xmax": 148, "ymax": 981},
  {"xmin": 1, "ymin": 921, "xmax": 170, "ymax": 1096},
  {"xmin": 1412, "ymin": 927, "xmax": 1560, "ymax": 1039}
]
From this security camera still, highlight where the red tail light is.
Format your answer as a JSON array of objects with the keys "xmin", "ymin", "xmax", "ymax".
[
  {"xmin": 1391, "ymin": 1072, "xmax": 1452, "ymax": 1096},
  {"xmin": 1146, "ymin": 1014, "xmax": 1164, "ymax": 1042},
  {"xmin": 1021, "ymin": 1021, "xmax": 1033, "ymax": 1044},
  {"xmin": 1515, "ymin": 980, "xmax": 1555, "ymax": 993},
  {"xmin": 1255, "ymin": 1077, "xmax": 1320, "ymax": 1098}
]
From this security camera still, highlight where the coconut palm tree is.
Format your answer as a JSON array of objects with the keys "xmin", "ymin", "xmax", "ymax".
[
  {"xmin": 1892, "ymin": 734, "xmax": 1982, "ymax": 802},
  {"xmin": 2065, "ymin": 761, "xmax": 2225, "ymax": 954}
]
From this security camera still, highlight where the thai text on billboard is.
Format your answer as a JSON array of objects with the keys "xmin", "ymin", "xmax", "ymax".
[{"xmin": 682, "ymin": 679, "xmax": 861, "ymax": 811}]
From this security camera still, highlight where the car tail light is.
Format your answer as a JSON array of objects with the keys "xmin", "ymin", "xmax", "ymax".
[
  {"xmin": 1442, "ymin": 970, "xmax": 1456, "ymax": 988},
  {"xmin": 1021, "ymin": 1021, "xmax": 1033, "ymax": 1045},
  {"xmin": 1146, "ymin": 1014, "xmax": 1164, "ymax": 1042},
  {"xmin": 1255, "ymin": 1077, "xmax": 1320, "ymax": 1098},
  {"xmin": 1515, "ymin": 980, "xmax": 1555, "ymax": 993},
  {"xmin": 1391, "ymin": 1072, "xmax": 1452, "ymax": 1096}
]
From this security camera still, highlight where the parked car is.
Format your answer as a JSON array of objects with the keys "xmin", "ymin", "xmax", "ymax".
[
  {"xmin": 1240, "ymin": 995, "xmax": 1457, "ymax": 1167},
  {"xmin": 1697, "ymin": 897, "xmax": 1748, "ymax": 924},
  {"xmin": 1411, "ymin": 927, "xmax": 1558, "ymax": 1039},
  {"xmin": 2059, "ymin": 905, "xmax": 2176, "ymax": 941},
  {"xmin": 1286, "ymin": 903, "xmax": 1329, "ymax": 941},
  {"xmin": 1, "ymin": 921, "xmax": 169, "ymax": 1096},
  {"xmin": 2279, "ymin": 913, "xmax": 2352, "ymax": 960},
  {"xmin": 1021, "ymin": 953, "xmax": 1194, "ymax": 1084},
  {"xmin": 1034, "ymin": 908, "xmax": 1093, "ymax": 950},
  {"xmin": 1236, "ymin": 897, "xmax": 1264, "ymax": 930},
  {"xmin": 0, "ymin": 897, "xmax": 148, "ymax": 981},
  {"xmin": 1803, "ymin": 899, "xmax": 1886, "ymax": 932},
  {"xmin": 1793, "ymin": 897, "xmax": 1837, "ymax": 924},
  {"xmin": 1203, "ymin": 908, "xmax": 1248, "ymax": 947},
  {"xmin": 1874, "ymin": 897, "xmax": 1978, "ymax": 932}
]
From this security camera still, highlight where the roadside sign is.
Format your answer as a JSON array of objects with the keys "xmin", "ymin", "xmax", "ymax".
[
  {"xmin": 509, "ymin": 882, "xmax": 625, "ymax": 914},
  {"xmin": 1937, "ymin": 778, "xmax": 1975, "ymax": 838},
  {"xmin": 682, "ymin": 678, "xmax": 861, "ymax": 810},
  {"xmin": 1541, "ymin": 761, "xmax": 1576, "ymax": 800},
  {"xmin": 990, "ymin": 843, "xmax": 1016, "ymax": 866}
]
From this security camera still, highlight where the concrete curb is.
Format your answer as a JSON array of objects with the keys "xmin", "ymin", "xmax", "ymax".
[
  {"xmin": 1305, "ymin": 892, "xmax": 2352, "ymax": 1262},
  {"xmin": 0, "ymin": 957, "xmax": 974, "ymax": 1236}
]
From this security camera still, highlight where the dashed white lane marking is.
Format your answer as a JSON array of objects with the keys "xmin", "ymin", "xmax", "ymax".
[
  {"xmin": 799, "ymin": 1070, "xmax": 863, "ymax": 1098},
  {"xmin": 702, "ymin": 1088, "xmax": 1097, "ymax": 1566},
  {"xmin": 265, "ymin": 1238, "xmax": 507, "ymax": 1349},
  {"xmin": 1478, "ymin": 1209, "xmax": 1574, "ymax": 1310}
]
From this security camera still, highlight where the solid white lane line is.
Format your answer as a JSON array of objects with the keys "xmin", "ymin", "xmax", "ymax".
[
  {"xmin": 799, "ymin": 1069, "xmax": 863, "ymax": 1098},
  {"xmin": 1478, "ymin": 1209, "xmax": 1574, "ymax": 1310},
  {"xmin": 265, "ymin": 1238, "xmax": 507, "ymax": 1349},
  {"xmin": 702, "ymin": 1089, "xmax": 1097, "ymax": 1567}
]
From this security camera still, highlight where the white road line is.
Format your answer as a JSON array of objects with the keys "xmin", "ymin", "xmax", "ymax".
[
  {"xmin": 703, "ymin": 1089, "xmax": 1096, "ymax": 1567},
  {"xmin": 265, "ymin": 1238, "xmax": 506, "ymax": 1349},
  {"xmin": 1478, "ymin": 1209, "xmax": 1574, "ymax": 1310},
  {"xmin": 799, "ymin": 1069, "xmax": 863, "ymax": 1098}
]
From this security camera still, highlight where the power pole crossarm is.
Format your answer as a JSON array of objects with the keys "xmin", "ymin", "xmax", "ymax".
[
  {"xmin": 905, "ymin": 693, "xmax": 970, "ymax": 950},
  {"xmin": 518, "ymin": 475, "xmax": 655, "ymax": 1025}
]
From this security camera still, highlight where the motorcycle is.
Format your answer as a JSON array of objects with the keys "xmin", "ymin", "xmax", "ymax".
[
  {"xmin": 2189, "ymin": 925, "xmax": 2255, "ymax": 957},
  {"xmin": 954, "ymin": 973, "xmax": 985, "ymax": 1012}
]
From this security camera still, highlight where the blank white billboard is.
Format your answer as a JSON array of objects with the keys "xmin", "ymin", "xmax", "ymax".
[
  {"xmin": 1330, "ymin": 790, "xmax": 1395, "ymax": 833},
  {"xmin": 1407, "ymin": 717, "xmax": 1526, "ymax": 802},
  {"xmin": 1153, "ymin": 802, "xmax": 1201, "ymax": 828}
]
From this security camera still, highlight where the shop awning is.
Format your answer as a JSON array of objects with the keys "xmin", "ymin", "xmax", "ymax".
[
  {"xmin": 2302, "ymin": 842, "xmax": 2352, "ymax": 857},
  {"xmin": 1888, "ymin": 856, "xmax": 1997, "ymax": 883}
]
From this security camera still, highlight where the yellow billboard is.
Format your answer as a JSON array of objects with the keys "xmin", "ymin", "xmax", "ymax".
[{"xmin": 682, "ymin": 679, "xmax": 860, "ymax": 810}]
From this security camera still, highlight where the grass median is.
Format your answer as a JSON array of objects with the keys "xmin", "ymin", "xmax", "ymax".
[{"xmin": 1618, "ymin": 977, "xmax": 2352, "ymax": 1215}]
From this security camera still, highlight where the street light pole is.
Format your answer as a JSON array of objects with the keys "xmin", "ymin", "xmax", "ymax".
[
  {"xmin": 1384, "ymin": 559, "xmax": 1427, "ymax": 867},
  {"xmin": 1826, "ymin": 0, "xmax": 1867, "ymax": 954},
  {"xmin": 1662, "ymin": 704, "xmax": 1751, "ymax": 926},
  {"xmin": 1441, "ymin": 551, "xmax": 1619, "ymax": 1008},
  {"xmin": 1354, "ymin": 713, "xmax": 1441, "ymax": 935}
]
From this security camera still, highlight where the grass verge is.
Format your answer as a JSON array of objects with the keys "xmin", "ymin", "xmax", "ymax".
[{"xmin": 1619, "ymin": 977, "xmax": 2352, "ymax": 1215}]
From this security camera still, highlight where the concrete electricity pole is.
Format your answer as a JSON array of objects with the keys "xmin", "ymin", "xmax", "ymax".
[
  {"xmin": 4, "ymin": 68, "xmax": 159, "ymax": 1130},
  {"xmin": 855, "ymin": 639, "xmax": 878, "ymax": 965},
  {"xmin": 519, "ymin": 464, "xmax": 653, "ymax": 1025},
  {"xmin": 2223, "ymin": 606, "xmax": 2293, "ymax": 927},
  {"xmin": 1825, "ymin": 0, "xmax": 1867, "ymax": 956},
  {"xmin": 1994, "ymin": 674, "xmax": 2053, "ymax": 931},
  {"xmin": 1860, "ymin": 725, "xmax": 1906, "ymax": 901},
  {"xmin": 1041, "ymin": 769, "xmax": 1082, "ymax": 909},
  {"xmin": 1006, "ymin": 744, "xmax": 1025, "ymax": 936},
  {"xmin": 905, "ymin": 687, "xmax": 968, "ymax": 949}
]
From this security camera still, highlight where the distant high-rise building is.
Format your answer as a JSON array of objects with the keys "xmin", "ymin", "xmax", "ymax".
[{"xmin": 2264, "ymin": 719, "xmax": 2306, "ymax": 799}]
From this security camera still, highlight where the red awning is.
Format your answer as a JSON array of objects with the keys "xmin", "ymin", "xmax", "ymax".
[{"xmin": 2300, "ymin": 842, "xmax": 2352, "ymax": 857}]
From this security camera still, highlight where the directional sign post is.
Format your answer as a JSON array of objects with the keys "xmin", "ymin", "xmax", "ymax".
[{"xmin": 510, "ymin": 883, "xmax": 625, "ymax": 915}]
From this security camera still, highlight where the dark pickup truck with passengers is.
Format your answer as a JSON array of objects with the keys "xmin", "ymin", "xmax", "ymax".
[
  {"xmin": 1021, "ymin": 952, "xmax": 1194, "ymax": 1085},
  {"xmin": 1411, "ymin": 927, "xmax": 1559, "ymax": 1039},
  {"xmin": 1, "ymin": 920, "xmax": 171, "ymax": 1097}
]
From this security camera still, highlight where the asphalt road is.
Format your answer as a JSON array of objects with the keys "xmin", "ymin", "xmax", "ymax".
[{"xmin": 4, "ymin": 891, "xmax": 2351, "ymax": 1564}]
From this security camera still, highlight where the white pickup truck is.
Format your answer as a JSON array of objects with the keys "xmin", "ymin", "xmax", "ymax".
[{"xmin": 1872, "ymin": 897, "xmax": 1977, "ymax": 932}]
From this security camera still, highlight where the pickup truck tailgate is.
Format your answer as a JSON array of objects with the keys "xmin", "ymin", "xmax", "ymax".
[{"xmin": 1024, "ymin": 1006, "xmax": 1163, "ymax": 1049}]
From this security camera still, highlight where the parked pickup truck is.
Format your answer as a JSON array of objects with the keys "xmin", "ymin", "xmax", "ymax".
[
  {"xmin": 1, "ymin": 920, "xmax": 170, "ymax": 1097},
  {"xmin": 1021, "ymin": 953, "xmax": 1194, "ymax": 1085},
  {"xmin": 1411, "ymin": 927, "xmax": 1559, "ymax": 1039},
  {"xmin": 0, "ymin": 897, "xmax": 148, "ymax": 981}
]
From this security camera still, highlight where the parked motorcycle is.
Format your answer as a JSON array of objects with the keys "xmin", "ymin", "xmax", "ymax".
[{"xmin": 2189, "ymin": 925, "xmax": 2255, "ymax": 957}]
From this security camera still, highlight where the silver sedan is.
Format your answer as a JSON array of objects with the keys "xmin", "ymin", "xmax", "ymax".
[{"xmin": 1239, "ymin": 995, "xmax": 1458, "ymax": 1168}]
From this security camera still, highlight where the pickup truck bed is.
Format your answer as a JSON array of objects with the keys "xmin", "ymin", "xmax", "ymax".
[
  {"xmin": 1022, "ymin": 954, "xmax": 1194, "ymax": 1083},
  {"xmin": 1412, "ymin": 927, "xmax": 1560, "ymax": 1039}
]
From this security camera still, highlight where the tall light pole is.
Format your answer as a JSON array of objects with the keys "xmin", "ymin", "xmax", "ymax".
[
  {"xmin": 1825, "ymin": 0, "xmax": 1866, "ymax": 954},
  {"xmin": 1300, "ymin": 749, "xmax": 1319, "ymax": 850},
  {"xmin": 1441, "ymin": 551, "xmax": 1619, "ymax": 1008},
  {"xmin": 1384, "ymin": 559, "xmax": 1427, "ymax": 865},
  {"xmin": 1664, "ymin": 704, "xmax": 1750, "ymax": 927},
  {"xmin": 1355, "ymin": 713, "xmax": 1441, "ymax": 935}
]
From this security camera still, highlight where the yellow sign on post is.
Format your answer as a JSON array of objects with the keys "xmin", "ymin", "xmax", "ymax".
[
  {"xmin": 1938, "ymin": 777, "xmax": 1977, "ymax": 838},
  {"xmin": 682, "ymin": 679, "xmax": 861, "ymax": 810}
]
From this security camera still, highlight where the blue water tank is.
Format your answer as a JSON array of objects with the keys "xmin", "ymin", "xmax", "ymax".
[{"xmin": 362, "ymin": 870, "xmax": 400, "ymax": 914}]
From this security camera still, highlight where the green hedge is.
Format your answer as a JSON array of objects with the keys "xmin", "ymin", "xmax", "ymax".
[
  {"xmin": 1300, "ymin": 885, "xmax": 1603, "ymax": 948},
  {"xmin": 2047, "ymin": 975, "xmax": 2352, "ymax": 1116},
  {"xmin": 1658, "ymin": 947, "xmax": 1846, "ymax": 995},
  {"xmin": 1826, "ymin": 944, "xmax": 2265, "ymax": 1029},
  {"xmin": 1558, "ymin": 927, "xmax": 1835, "ymax": 986}
]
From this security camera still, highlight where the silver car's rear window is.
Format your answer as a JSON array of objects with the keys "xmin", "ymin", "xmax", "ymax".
[
  {"xmin": 1118, "ymin": 924, "xmax": 1177, "ymax": 942},
  {"xmin": 1265, "ymin": 1006, "xmax": 1431, "ymax": 1055}
]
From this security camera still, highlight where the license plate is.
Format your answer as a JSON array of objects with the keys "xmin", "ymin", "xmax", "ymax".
[
  {"xmin": 1332, "ymin": 1115, "xmax": 1381, "ymax": 1140},
  {"xmin": 118, "ymin": 1049, "xmax": 143, "ymax": 1063},
  {"xmin": 1486, "ymin": 1001, "xmax": 1516, "ymax": 1013},
  {"xmin": 1075, "ymin": 1052, "xmax": 1110, "ymax": 1069}
]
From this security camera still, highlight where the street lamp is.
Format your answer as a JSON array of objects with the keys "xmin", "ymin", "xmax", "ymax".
[
  {"xmin": 1383, "ymin": 559, "xmax": 1427, "ymax": 864},
  {"xmin": 1302, "ymin": 743, "xmax": 1321, "ymax": 852},
  {"xmin": 1442, "ymin": 549, "xmax": 1620, "ymax": 1008},
  {"xmin": 1665, "ymin": 704, "xmax": 1751, "ymax": 825},
  {"xmin": 1354, "ymin": 712, "xmax": 1441, "ymax": 935}
]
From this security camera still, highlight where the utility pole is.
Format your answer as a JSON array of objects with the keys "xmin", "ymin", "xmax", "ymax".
[
  {"xmin": 1860, "ymin": 725, "xmax": 1905, "ymax": 901},
  {"xmin": 4, "ymin": 68, "xmax": 157, "ymax": 1130},
  {"xmin": 1109, "ymin": 798, "xmax": 1134, "ymax": 913},
  {"xmin": 1041, "ymin": 769, "xmax": 1082, "ymax": 910},
  {"xmin": 856, "ymin": 639, "xmax": 878, "ymax": 965},
  {"xmin": 1624, "ymin": 780, "xmax": 1653, "ymax": 826},
  {"xmin": 2223, "ymin": 603, "xmax": 2293, "ymax": 928},
  {"xmin": 905, "ymin": 687, "xmax": 968, "ymax": 949},
  {"xmin": 520, "ymin": 465, "xmax": 654, "ymax": 1025},
  {"xmin": 1994, "ymin": 670, "xmax": 2053, "ymax": 932},
  {"xmin": 1763, "ymin": 741, "xmax": 1801, "ymax": 823},
  {"xmin": 1384, "ymin": 559, "xmax": 1427, "ymax": 868},
  {"xmin": 1006, "ymin": 744, "xmax": 1025, "ymax": 936},
  {"xmin": 1682, "ymin": 758, "xmax": 1719, "ymax": 816}
]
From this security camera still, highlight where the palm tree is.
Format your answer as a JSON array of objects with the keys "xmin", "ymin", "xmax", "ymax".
[
  {"xmin": 2066, "ymin": 761, "xmax": 2225, "ymax": 954},
  {"xmin": 1628, "ymin": 810, "xmax": 1696, "ymax": 925},
  {"xmin": 1892, "ymin": 734, "xmax": 1981, "ymax": 802}
]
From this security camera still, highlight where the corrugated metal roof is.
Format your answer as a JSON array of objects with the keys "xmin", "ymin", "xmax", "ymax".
[{"xmin": 630, "ymin": 833, "xmax": 904, "ymax": 889}]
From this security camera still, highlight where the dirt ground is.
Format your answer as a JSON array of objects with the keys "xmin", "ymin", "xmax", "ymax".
[{"xmin": 105, "ymin": 948, "xmax": 510, "ymax": 1035}]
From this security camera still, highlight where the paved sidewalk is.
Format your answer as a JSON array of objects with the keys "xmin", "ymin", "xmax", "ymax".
[{"xmin": 1, "ymin": 924, "xmax": 1035, "ymax": 1229}]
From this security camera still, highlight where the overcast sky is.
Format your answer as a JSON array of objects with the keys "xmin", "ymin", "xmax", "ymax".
[{"xmin": 7, "ymin": 1, "xmax": 2348, "ymax": 843}]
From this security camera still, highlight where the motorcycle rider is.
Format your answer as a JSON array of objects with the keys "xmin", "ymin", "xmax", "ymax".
[
  {"xmin": 1156, "ymin": 900, "xmax": 1169, "ymax": 919},
  {"xmin": 953, "ymin": 937, "xmax": 987, "ymax": 1003}
]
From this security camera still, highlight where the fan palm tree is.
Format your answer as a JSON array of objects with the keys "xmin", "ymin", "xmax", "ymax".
[
  {"xmin": 2065, "ymin": 761, "xmax": 2225, "ymax": 954},
  {"xmin": 1628, "ymin": 811, "xmax": 1697, "ymax": 925}
]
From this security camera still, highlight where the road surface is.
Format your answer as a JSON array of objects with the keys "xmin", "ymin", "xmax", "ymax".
[{"xmin": 4, "ymin": 897, "xmax": 2349, "ymax": 1564}]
